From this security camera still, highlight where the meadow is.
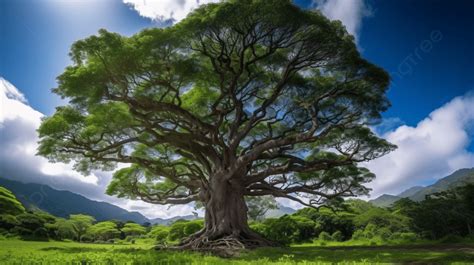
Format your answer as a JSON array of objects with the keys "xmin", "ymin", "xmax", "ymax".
[{"xmin": 1, "ymin": 238, "xmax": 473, "ymax": 265}]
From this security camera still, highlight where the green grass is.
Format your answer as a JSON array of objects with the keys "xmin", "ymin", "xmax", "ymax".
[{"xmin": 0, "ymin": 238, "xmax": 473, "ymax": 264}]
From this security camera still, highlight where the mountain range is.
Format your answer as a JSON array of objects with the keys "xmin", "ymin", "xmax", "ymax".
[
  {"xmin": 369, "ymin": 168, "xmax": 474, "ymax": 207},
  {"xmin": 0, "ymin": 177, "xmax": 295, "ymax": 224}
]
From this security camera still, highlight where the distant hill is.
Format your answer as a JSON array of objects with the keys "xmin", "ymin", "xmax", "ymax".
[
  {"xmin": 150, "ymin": 215, "xmax": 196, "ymax": 225},
  {"xmin": 396, "ymin": 186, "xmax": 424, "ymax": 198},
  {"xmin": 368, "ymin": 194, "xmax": 401, "ymax": 208},
  {"xmin": 370, "ymin": 168, "xmax": 474, "ymax": 207},
  {"xmin": 0, "ymin": 177, "xmax": 149, "ymax": 224},
  {"xmin": 265, "ymin": 204, "xmax": 297, "ymax": 218}
]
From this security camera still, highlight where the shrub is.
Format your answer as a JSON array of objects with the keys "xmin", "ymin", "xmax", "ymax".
[
  {"xmin": 0, "ymin": 214, "xmax": 19, "ymax": 230},
  {"xmin": 261, "ymin": 217, "xmax": 298, "ymax": 245},
  {"xmin": 389, "ymin": 232, "xmax": 418, "ymax": 242},
  {"xmin": 318, "ymin": 231, "xmax": 333, "ymax": 241},
  {"xmin": 168, "ymin": 222, "xmax": 187, "ymax": 241},
  {"xmin": 183, "ymin": 220, "xmax": 203, "ymax": 236},
  {"xmin": 32, "ymin": 227, "xmax": 49, "ymax": 240},
  {"xmin": 363, "ymin": 223, "xmax": 377, "ymax": 239},
  {"xmin": 331, "ymin": 231, "xmax": 343, "ymax": 242},
  {"xmin": 351, "ymin": 229, "xmax": 365, "ymax": 240},
  {"xmin": 155, "ymin": 230, "xmax": 169, "ymax": 245},
  {"xmin": 80, "ymin": 234, "xmax": 93, "ymax": 243},
  {"xmin": 148, "ymin": 225, "xmax": 170, "ymax": 239},
  {"xmin": 377, "ymin": 227, "xmax": 392, "ymax": 241}
]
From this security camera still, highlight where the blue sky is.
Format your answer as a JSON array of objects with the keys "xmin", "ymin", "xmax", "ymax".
[{"xmin": 0, "ymin": 0, "xmax": 473, "ymax": 217}]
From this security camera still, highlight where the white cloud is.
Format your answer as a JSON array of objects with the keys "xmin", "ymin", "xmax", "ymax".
[
  {"xmin": 314, "ymin": 0, "xmax": 371, "ymax": 42},
  {"xmin": 123, "ymin": 0, "xmax": 219, "ymax": 23},
  {"xmin": 0, "ymin": 77, "xmax": 98, "ymax": 185},
  {"xmin": 0, "ymin": 77, "xmax": 197, "ymax": 219},
  {"xmin": 366, "ymin": 93, "xmax": 474, "ymax": 197}
]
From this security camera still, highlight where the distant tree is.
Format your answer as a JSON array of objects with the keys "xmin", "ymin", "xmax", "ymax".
[
  {"xmin": 0, "ymin": 186, "xmax": 25, "ymax": 215},
  {"xmin": 87, "ymin": 221, "xmax": 120, "ymax": 241},
  {"xmin": 122, "ymin": 222, "xmax": 146, "ymax": 236},
  {"xmin": 168, "ymin": 221, "xmax": 187, "ymax": 242},
  {"xmin": 69, "ymin": 214, "xmax": 95, "ymax": 241},
  {"xmin": 56, "ymin": 220, "xmax": 76, "ymax": 241},
  {"xmin": 0, "ymin": 214, "xmax": 19, "ymax": 231},
  {"xmin": 183, "ymin": 220, "xmax": 204, "ymax": 236},
  {"xmin": 148, "ymin": 225, "xmax": 170, "ymax": 239},
  {"xmin": 402, "ymin": 185, "xmax": 474, "ymax": 239},
  {"xmin": 246, "ymin": 196, "xmax": 278, "ymax": 221},
  {"xmin": 15, "ymin": 213, "xmax": 45, "ymax": 233},
  {"xmin": 37, "ymin": 0, "xmax": 394, "ymax": 249}
]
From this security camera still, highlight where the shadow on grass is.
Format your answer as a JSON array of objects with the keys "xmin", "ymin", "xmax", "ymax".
[
  {"xmin": 237, "ymin": 245, "xmax": 474, "ymax": 264},
  {"xmin": 40, "ymin": 247, "xmax": 109, "ymax": 253}
]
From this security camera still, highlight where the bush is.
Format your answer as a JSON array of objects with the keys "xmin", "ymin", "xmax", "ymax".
[
  {"xmin": 183, "ymin": 220, "xmax": 203, "ymax": 236},
  {"xmin": 32, "ymin": 227, "xmax": 49, "ymax": 240},
  {"xmin": 377, "ymin": 227, "xmax": 392, "ymax": 241},
  {"xmin": 389, "ymin": 232, "xmax": 418, "ymax": 242},
  {"xmin": 168, "ymin": 222, "xmax": 186, "ymax": 241},
  {"xmin": 261, "ymin": 217, "xmax": 298, "ymax": 245},
  {"xmin": 351, "ymin": 229, "xmax": 365, "ymax": 240},
  {"xmin": 0, "ymin": 215, "xmax": 19, "ymax": 230},
  {"xmin": 331, "ymin": 231, "xmax": 343, "ymax": 242},
  {"xmin": 10, "ymin": 226, "xmax": 32, "ymax": 236},
  {"xmin": 80, "ymin": 234, "xmax": 93, "ymax": 243},
  {"xmin": 318, "ymin": 231, "xmax": 333, "ymax": 241},
  {"xmin": 438, "ymin": 234, "xmax": 463, "ymax": 244},
  {"xmin": 155, "ymin": 230, "xmax": 169, "ymax": 245}
]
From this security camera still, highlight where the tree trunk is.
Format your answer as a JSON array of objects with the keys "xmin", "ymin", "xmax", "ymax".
[{"xmin": 178, "ymin": 175, "xmax": 273, "ymax": 253}]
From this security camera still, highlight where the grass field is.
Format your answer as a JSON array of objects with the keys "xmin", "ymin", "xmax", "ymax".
[{"xmin": 1, "ymin": 239, "xmax": 473, "ymax": 264}]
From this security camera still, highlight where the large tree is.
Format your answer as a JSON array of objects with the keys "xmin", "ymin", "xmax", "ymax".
[{"xmin": 38, "ymin": 0, "xmax": 395, "ymax": 250}]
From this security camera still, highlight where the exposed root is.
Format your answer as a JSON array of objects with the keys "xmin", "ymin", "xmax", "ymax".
[{"xmin": 167, "ymin": 230, "xmax": 276, "ymax": 257}]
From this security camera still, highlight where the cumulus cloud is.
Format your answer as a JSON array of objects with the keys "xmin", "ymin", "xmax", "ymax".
[
  {"xmin": 314, "ymin": 0, "xmax": 371, "ymax": 42},
  {"xmin": 123, "ymin": 0, "xmax": 219, "ymax": 24},
  {"xmin": 366, "ymin": 93, "xmax": 474, "ymax": 197},
  {"xmin": 0, "ymin": 77, "xmax": 193, "ymax": 219}
]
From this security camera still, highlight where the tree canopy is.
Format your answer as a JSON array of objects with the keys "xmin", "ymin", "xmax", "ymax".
[
  {"xmin": 0, "ymin": 186, "xmax": 25, "ymax": 215},
  {"xmin": 37, "ymin": 0, "xmax": 394, "ymax": 250}
]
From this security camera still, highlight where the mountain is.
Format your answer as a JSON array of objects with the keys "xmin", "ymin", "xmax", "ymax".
[
  {"xmin": 265, "ymin": 204, "xmax": 297, "ymax": 218},
  {"xmin": 150, "ymin": 215, "xmax": 196, "ymax": 225},
  {"xmin": 396, "ymin": 186, "xmax": 424, "ymax": 198},
  {"xmin": 370, "ymin": 168, "xmax": 474, "ymax": 207},
  {"xmin": 0, "ymin": 177, "xmax": 149, "ymax": 224},
  {"xmin": 408, "ymin": 168, "xmax": 474, "ymax": 201},
  {"xmin": 368, "ymin": 194, "xmax": 401, "ymax": 208}
]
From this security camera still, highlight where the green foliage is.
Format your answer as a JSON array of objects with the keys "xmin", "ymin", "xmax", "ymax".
[
  {"xmin": 168, "ymin": 222, "xmax": 187, "ymax": 242},
  {"xmin": 397, "ymin": 184, "xmax": 474, "ymax": 239},
  {"xmin": 0, "ymin": 214, "xmax": 19, "ymax": 231},
  {"xmin": 294, "ymin": 208, "xmax": 355, "ymax": 240},
  {"xmin": 16, "ymin": 213, "xmax": 46, "ymax": 233},
  {"xmin": 331, "ymin": 231, "xmax": 343, "ymax": 242},
  {"xmin": 86, "ymin": 221, "xmax": 120, "ymax": 241},
  {"xmin": 0, "ymin": 186, "xmax": 25, "ymax": 215},
  {"xmin": 183, "ymin": 220, "xmax": 203, "ymax": 236},
  {"xmin": 257, "ymin": 216, "xmax": 299, "ymax": 245},
  {"xmin": 69, "ymin": 214, "xmax": 95, "ymax": 241},
  {"xmin": 167, "ymin": 220, "xmax": 203, "ymax": 242},
  {"xmin": 318, "ymin": 231, "xmax": 332, "ymax": 241},
  {"xmin": 121, "ymin": 223, "xmax": 146, "ymax": 236}
]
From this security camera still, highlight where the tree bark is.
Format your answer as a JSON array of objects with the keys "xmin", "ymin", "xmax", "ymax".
[{"xmin": 178, "ymin": 174, "xmax": 274, "ymax": 254}]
